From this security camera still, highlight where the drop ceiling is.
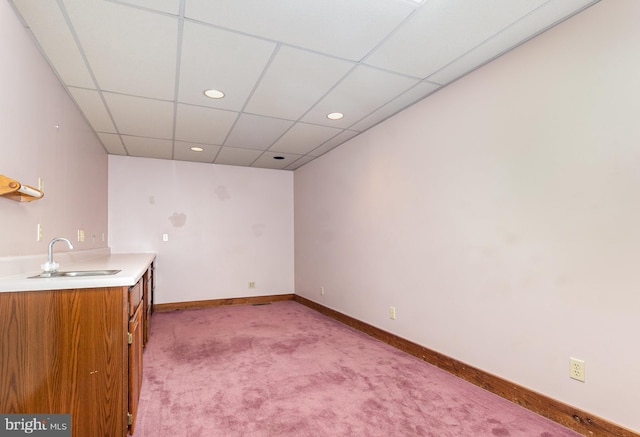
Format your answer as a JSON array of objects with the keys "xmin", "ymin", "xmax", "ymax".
[{"xmin": 10, "ymin": 0, "xmax": 599, "ymax": 170}]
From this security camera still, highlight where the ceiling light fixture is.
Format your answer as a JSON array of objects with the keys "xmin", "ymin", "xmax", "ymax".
[
  {"xmin": 326, "ymin": 112, "xmax": 344, "ymax": 120},
  {"xmin": 190, "ymin": 146, "xmax": 204, "ymax": 152},
  {"xmin": 204, "ymin": 89, "xmax": 225, "ymax": 99}
]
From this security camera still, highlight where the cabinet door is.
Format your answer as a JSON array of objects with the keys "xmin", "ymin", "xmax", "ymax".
[
  {"xmin": 143, "ymin": 261, "xmax": 155, "ymax": 346},
  {"xmin": 128, "ymin": 281, "xmax": 142, "ymax": 317},
  {"xmin": 0, "ymin": 287, "xmax": 128, "ymax": 437},
  {"xmin": 143, "ymin": 268, "xmax": 150, "ymax": 346},
  {"xmin": 128, "ymin": 302, "xmax": 143, "ymax": 435}
]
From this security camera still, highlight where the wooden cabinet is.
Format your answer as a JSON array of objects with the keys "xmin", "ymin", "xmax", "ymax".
[
  {"xmin": 0, "ymin": 286, "xmax": 128, "ymax": 436},
  {"xmin": 0, "ymin": 262, "xmax": 154, "ymax": 437}
]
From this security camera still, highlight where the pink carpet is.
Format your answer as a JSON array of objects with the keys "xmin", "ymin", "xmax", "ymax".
[{"xmin": 133, "ymin": 301, "xmax": 580, "ymax": 436}]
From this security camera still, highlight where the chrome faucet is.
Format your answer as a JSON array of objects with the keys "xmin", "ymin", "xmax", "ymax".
[{"xmin": 41, "ymin": 237, "xmax": 74, "ymax": 272}]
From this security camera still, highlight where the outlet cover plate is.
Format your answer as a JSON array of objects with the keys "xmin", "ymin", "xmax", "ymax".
[{"xmin": 570, "ymin": 357, "xmax": 585, "ymax": 382}]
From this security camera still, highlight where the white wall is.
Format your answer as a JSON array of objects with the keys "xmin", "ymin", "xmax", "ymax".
[
  {"xmin": 294, "ymin": 0, "xmax": 640, "ymax": 432},
  {"xmin": 108, "ymin": 155, "xmax": 294, "ymax": 305},
  {"xmin": 0, "ymin": 1, "xmax": 108, "ymax": 259}
]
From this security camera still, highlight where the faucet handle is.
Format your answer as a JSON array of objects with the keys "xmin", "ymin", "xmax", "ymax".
[{"xmin": 41, "ymin": 261, "xmax": 59, "ymax": 272}]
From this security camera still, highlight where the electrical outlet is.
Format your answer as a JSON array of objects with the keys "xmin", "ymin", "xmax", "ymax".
[
  {"xmin": 320, "ymin": 286, "xmax": 325, "ymax": 296},
  {"xmin": 36, "ymin": 224, "xmax": 43, "ymax": 242},
  {"xmin": 570, "ymin": 358, "xmax": 585, "ymax": 382},
  {"xmin": 77, "ymin": 229, "xmax": 85, "ymax": 242},
  {"xmin": 389, "ymin": 306, "xmax": 396, "ymax": 320},
  {"xmin": 249, "ymin": 281, "xmax": 256, "ymax": 289},
  {"xmin": 162, "ymin": 234, "xmax": 169, "ymax": 242}
]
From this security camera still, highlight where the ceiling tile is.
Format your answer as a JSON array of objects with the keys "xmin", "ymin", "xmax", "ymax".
[
  {"xmin": 67, "ymin": 87, "xmax": 116, "ymax": 133},
  {"xmin": 252, "ymin": 151, "xmax": 302, "ymax": 170},
  {"xmin": 244, "ymin": 46, "xmax": 354, "ymax": 120},
  {"xmin": 116, "ymin": 0, "xmax": 180, "ymax": 15},
  {"xmin": 63, "ymin": 0, "xmax": 177, "ymax": 99},
  {"xmin": 365, "ymin": 0, "xmax": 548, "ymax": 78},
  {"xmin": 214, "ymin": 147, "xmax": 264, "ymax": 167},
  {"xmin": 103, "ymin": 92, "xmax": 174, "ymax": 138},
  {"xmin": 428, "ymin": 0, "xmax": 600, "ymax": 85},
  {"xmin": 350, "ymin": 81, "xmax": 440, "ymax": 131},
  {"xmin": 307, "ymin": 130, "xmax": 361, "ymax": 157},
  {"xmin": 224, "ymin": 114, "xmax": 294, "ymax": 150},
  {"xmin": 301, "ymin": 65, "xmax": 419, "ymax": 129},
  {"xmin": 121, "ymin": 136, "xmax": 173, "ymax": 159},
  {"xmin": 13, "ymin": 0, "xmax": 94, "ymax": 88},
  {"xmin": 184, "ymin": 0, "xmax": 416, "ymax": 61},
  {"xmin": 174, "ymin": 104, "xmax": 238, "ymax": 145},
  {"xmin": 269, "ymin": 123, "xmax": 343, "ymax": 155},
  {"xmin": 97, "ymin": 133, "xmax": 126, "ymax": 155},
  {"xmin": 174, "ymin": 141, "xmax": 220, "ymax": 162},
  {"xmin": 285, "ymin": 155, "xmax": 316, "ymax": 170},
  {"xmin": 178, "ymin": 21, "xmax": 276, "ymax": 111}
]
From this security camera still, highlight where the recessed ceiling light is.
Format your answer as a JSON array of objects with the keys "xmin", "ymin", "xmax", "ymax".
[
  {"xmin": 204, "ymin": 89, "xmax": 225, "ymax": 99},
  {"xmin": 326, "ymin": 112, "xmax": 344, "ymax": 120},
  {"xmin": 190, "ymin": 146, "xmax": 204, "ymax": 152}
]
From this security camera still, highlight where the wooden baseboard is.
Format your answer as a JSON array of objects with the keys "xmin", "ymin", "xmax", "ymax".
[
  {"xmin": 153, "ymin": 293, "xmax": 294, "ymax": 312},
  {"xmin": 293, "ymin": 295, "xmax": 638, "ymax": 437}
]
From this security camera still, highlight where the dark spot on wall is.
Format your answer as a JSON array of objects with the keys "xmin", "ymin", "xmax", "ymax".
[
  {"xmin": 253, "ymin": 224, "xmax": 265, "ymax": 237},
  {"xmin": 169, "ymin": 212, "xmax": 187, "ymax": 227},
  {"xmin": 215, "ymin": 185, "xmax": 231, "ymax": 201}
]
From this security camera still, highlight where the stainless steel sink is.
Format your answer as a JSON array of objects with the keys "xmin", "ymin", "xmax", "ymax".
[{"xmin": 28, "ymin": 269, "xmax": 121, "ymax": 279}]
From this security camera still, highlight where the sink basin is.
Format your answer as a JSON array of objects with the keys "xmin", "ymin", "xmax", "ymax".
[{"xmin": 29, "ymin": 269, "xmax": 121, "ymax": 279}]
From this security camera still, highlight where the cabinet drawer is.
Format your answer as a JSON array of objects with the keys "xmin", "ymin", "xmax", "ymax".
[{"xmin": 128, "ymin": 280, "xmax": 142, "ymax": 317}]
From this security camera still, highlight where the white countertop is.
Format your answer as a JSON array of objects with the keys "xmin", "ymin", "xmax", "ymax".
[{"xmin": 0, "ymin": 252, "xmax": 156, "ymax": 292}]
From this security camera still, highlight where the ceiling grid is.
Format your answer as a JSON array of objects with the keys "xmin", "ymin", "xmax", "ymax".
[{"xmin": 10, "ymin": 0, "xmax": 600, "ymax": 170}]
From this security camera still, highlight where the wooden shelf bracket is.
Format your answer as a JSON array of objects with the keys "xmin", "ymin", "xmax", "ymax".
[{"xmin": 0, "ymin": 174, "xmax": 44, "ymax": 202}]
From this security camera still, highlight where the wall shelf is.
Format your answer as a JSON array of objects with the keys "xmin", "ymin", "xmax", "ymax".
[{"xmin": 0, "ymin": 174, "xmax": 44, "ymax": 202}]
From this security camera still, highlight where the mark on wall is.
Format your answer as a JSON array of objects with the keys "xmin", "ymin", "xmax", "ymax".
[
  {"xmin": 215, "ymin": 185, "xmax": 231, "ymax": 201},
  {"xmin": 149, "ymin": 195, "xmax": 156, "ymax": 205},
  {"xmin": 503, "ymin": 233, "xmax": 519, "ymax": 245},
  {"xmin": 169, "ymin": 212, "xmax": 187, "ymax": 228},
  {"xmin": 253, "ymin": 224, "xmax": 265, "ymax": 237}
]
